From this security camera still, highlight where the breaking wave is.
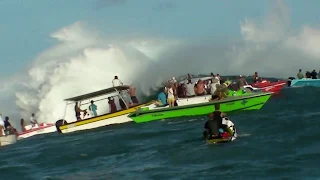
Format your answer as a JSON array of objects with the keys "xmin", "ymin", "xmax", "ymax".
[{"xmin": 2, "ymin": 0, "xmax": 320, "ymax": 127}]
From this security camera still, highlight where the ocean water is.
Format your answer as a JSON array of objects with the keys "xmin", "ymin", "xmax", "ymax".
[{"xmin": 1, "ymin": 86, "xmax": 320, "ymax": 180}]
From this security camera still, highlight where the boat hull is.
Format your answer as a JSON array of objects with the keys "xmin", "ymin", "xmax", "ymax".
[
  {"xmin": 289, "ymin": 79, "xmax": 320, "ymax": 87},
  {"xmin": 251, "ymin": 80, "xmax": 286, "ymax": 94},
  {"xmin": 57, "ymin": 103, "xmax": 152, "ymax": 134},
  {"xmin": 129, "ymin": 92, "xmax": 272, "ymax": 123},
  {"xmin": 18, "ymin": 123, "xmax": 57, "ymax": 140},
  {"xmin": 0, "ymin": 134, "xmax": 17, "ymax": 147}
]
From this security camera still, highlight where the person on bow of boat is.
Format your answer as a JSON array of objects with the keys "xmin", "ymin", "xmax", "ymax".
[
  {"xmin": 30, "ymin": 113, "xmax": 38, "ymax": 127},
  {"xmin": 75, "ymin": 102, "xmax": 86, "ymax": 121}
]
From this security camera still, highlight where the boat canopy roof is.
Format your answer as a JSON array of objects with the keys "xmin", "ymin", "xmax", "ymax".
[
  {"xmin": 179, "ymin": 76, "xmax": 213, "ymax": 84},
  {"xmin": 64, "ymin": 85, "xmax": 130, "ymax": 102}
]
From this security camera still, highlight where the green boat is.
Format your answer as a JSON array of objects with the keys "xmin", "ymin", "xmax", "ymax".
[{"xmin": 128, "ymin": 91, "xmax": 272, "ymax": 123}]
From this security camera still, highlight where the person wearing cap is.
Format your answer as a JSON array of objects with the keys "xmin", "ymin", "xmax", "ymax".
[{"xmin": 89, "ymin": 100, "xmax": 98, "ymax": 117}]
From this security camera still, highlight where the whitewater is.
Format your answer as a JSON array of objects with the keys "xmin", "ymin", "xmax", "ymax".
[{"xmin": 3, "ymin": 0, "xmax": 320, "ymax": 128}]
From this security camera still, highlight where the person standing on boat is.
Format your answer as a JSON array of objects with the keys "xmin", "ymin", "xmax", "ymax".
[
  {"xmin": 129, "ymin": 85, "xmax": 139, "ymax": 105},
  {"xmin": 89, "ymin": 100, "xmax": 98, "ymax": 117},
  {"xmin": 167, "ymin": 83, "xmax": 175, "ymax": 107},
  {"xmin": 185, "ymin": 79, "xmax": 195, "ymax": 97},
  {"xmin": 112, "ymin": 76, "xmax": 123, "ymax": 87},
  {"xmin": 108, "ymin": 97, "xmax": 117, "ymax": 113},
  {"xmin": 21, "ymin": 118, "xmax": 26, "ymax": 132},
  {"xmin": 30, "ymin": 113, "xmax": 38, "ymax": 127},
  {"xmin": 0, "ymin": 113, "xmax": 5, "ymax": 136},
  {"xmin": 75, "ymin": 102, "xmax": 86, "ymax": 121},
  {"xmin": 4, "ymin": 116, "xmax": 18, "ymax": 135},
  {"xmin": 253, "ymin": 72, "xmax": 260, "ymax": 83},
  {"xmin": 187, "ymin": 73, "xmax": 192, "ymax": 80},
  {"xmin": 297, "ymin": 69, "xmax": 304, "ymax": 79},
  {"xmin": 195, "ymin": 79, "xmax": 206, "ymax": 96},
  {"xmin": 210, "ymin": 77, "xmax": 220, "ymax": 95}
]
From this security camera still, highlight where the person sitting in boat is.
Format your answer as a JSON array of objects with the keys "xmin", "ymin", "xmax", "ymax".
[
  {"xmin": 297, "ymin": 69, "xmax": 304, "ymax": 79},
  {"xmin": 129, "ymin": 85, "xmax": 139, "ymax": 105},
  {"xmin": 187, "ymin": 73, "xmax": 192, "ymax": 80},
  {"xmin": 311, "ymin": 70, "xmax": 318, "ymax": 79},
  {"xmin": 225, "ymin": 77, "xmax": 231, "ymax": 86},
  {"xmin": 203, "ymin": 104, "xmax": 228, "ymax": 139},
  {"xmin": 185, "ymin": 79, "xmax": 195, "ymax": 97},
  {"xmin": 75, "ymin": 102, "xmax": 86, "ymax": 121},
  {"xmin": 108, "ymin": 97, "xmax": 117, "ymax": 113},
  {"xmin": 112, "ymin": 76, "xmax": 123, "ymax": 87},
  {"xmin": 89, "ymin": 100, "xmax": 98, "ymax": 117},
  {"xmin": 21, "ymin": 118, "xmax": 26, "ymax": 132},
  {"xmin": 229, "ymin": 76, "xmax": 240, "ymax": 91},
  {"xmin": 30, "ymin": 113, "xmax": 38, "ymax": 127},
  {"xmin": 253, "ymin": 72, "xmax": 260, "ymax": 83},
  {"xmin": 305, "ymin": 71, "xmax": 311, "ymax": 78},
  {"xmin": 0, "ymin": 113, "xmax": 5, "ymax": 136},
  {"xmin": 4, "ymin": 116, "xmax": 18, "ymax": 135},
  {"xmin": 239, "ymin": 75, "xmax": 248, "ymax": 89},
  {"xmin": 195, "ymin": 79, "xmax": 206, "ymax": 96},
  {"xmin": 155, "ymin": 88, "xmax": 168, "ymax": 107},
  {"xmin": 119, "ymin": 98, "xmax": 127, "ymax": 109}
]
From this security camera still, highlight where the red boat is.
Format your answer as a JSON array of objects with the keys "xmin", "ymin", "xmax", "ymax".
[{"xmin": 251, "ymin": 79, "xmax": 286, "ymax": 94}]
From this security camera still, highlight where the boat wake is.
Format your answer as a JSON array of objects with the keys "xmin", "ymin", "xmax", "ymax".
[{"xmin": 237, "ymin": 133, "xmax": 251, "ymax": 137}]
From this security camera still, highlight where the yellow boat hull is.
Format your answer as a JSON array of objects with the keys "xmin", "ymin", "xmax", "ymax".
[{"xmin": 58, "ymin": 102, "xmax": 153, "ymax": 133}]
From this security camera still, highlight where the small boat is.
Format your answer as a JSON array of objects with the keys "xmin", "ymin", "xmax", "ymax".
[
  {"xmin": 287, "ymin": 77, "xmax": 320, "ymax": 87},
  {"xmin": 18, "ymin": 123, "xmax": 57, "ymax": 140},
  {"xmin": 0, "ymin": 134, "xmax": 17, "ymax": 147},
  {"xmin": 204, "ymin": 117, "xmax": 237, "ymax": 144},
  {"xmin": 247, "ymin": 79, "xmax": 286, "ymax": 94},
  {"xmin": 128, "ymin": 91, "xmax": 272, "ymax": 123},
  {"xmin": 55, "ymin": 85, "xmax": 152, "ymax": 134}
]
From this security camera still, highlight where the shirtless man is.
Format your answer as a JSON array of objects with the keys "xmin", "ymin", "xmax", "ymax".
[
  {"xmin": 129, "ymin": 85, "xmax": 139, "ymax": 105},
  {"xmin": 195, "ymin": 79, "xmax": 206, "ymax": 96}
]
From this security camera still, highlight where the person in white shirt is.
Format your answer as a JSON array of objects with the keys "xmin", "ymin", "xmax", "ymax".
[
  {"xmin": 185, "ymin": 79, "xmax": 195, "ymax": 97},
  {"xmin": 112, "ymin": 76, "xmax": 123, "ymax": 87},
  {"xmin": 0, "ymin": 113, "xmax": 4, "ymax": 136},
  {"xmin": 30, "ymin": 113, "xmax": 38, "ymax": 127}
]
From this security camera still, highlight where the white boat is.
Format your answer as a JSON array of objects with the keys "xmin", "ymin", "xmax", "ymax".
[
  {"xmin": 0, "ymin": 134, "xmax": 17, "ymax": 147},
  {"xmin": 55, "ymin": 85, "xmax": 153, "ymax": 134},
  {"xmin": 17, "ymin": 123, "xmax": 57, "ymax": 140}
]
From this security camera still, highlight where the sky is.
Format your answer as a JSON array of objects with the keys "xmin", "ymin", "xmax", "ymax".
[
  {"xmin": 1, "ymin": 0, "xmax": 320, "ymax": 127},
  {"xmin": 1, "ymin": 0, "xmax": 320, "ymax": 77}
]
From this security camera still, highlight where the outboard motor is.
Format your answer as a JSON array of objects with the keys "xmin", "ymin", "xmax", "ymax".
[
  {"xmin": 287, "ymin": 77, "xmax": 295, "ymax": 87},
  {"xmin": 55, "ymin": 119, "xmax": 68, "ymax": 133}
]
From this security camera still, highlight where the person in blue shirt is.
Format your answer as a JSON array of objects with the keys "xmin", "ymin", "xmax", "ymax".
[
  {"xmin": 89, "ymin": 100, "xmax": 98, "ymax": 117},
  {"xmin": 157, "ymin": 89, "xmax": 167, "ymax": 106}
]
